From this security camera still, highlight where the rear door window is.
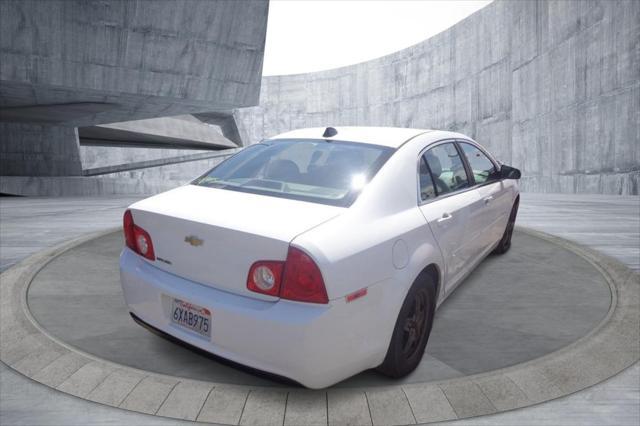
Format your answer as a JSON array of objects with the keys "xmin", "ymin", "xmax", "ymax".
[
  {"xmin": 423, "ymin": 143, "xmax": 470, "ymax": 196},
  {"xmin": 419, "ymin": 156, "xmax": 437, "ymax": 201}
]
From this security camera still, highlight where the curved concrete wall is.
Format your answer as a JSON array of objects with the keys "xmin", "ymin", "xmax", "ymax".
[{"xmin": 236, "ymin": 0, "xmax": 639, "ymax": 195}]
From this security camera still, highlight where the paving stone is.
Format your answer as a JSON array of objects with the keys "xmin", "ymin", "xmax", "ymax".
[
  {"xmin": 86, "ymin": 368, "xmax": 145, "ymax": 407},
  {"xmin": 366, "ymin": 387, "xmax": 415, "ymax": 425},
  {"xmin": 284, "ymin": 389, "xmax": 327, "ymax": 426},
  {"xmin": 119, "ymin": 375, "xmax": 179, "ymax": 415},
  {"xmin": 156, "ymin": 380, "xmax": 213, "ymax": 421},
  {"xmin": 0, "ymin": 333, "xmax": 44, "ymax": 366},
  {"xmin": 0, "ymin": 324, "xmax": 38, "ymax": 350},
  {"xmin": 476, "ymin": 374, "xmax": 530, "ymax": 411},
  {"xmin": 57, "ymin": 361, "xmax": 114, "ymax": 398},
  {"xmin": 541, "ymin": 339, "xmax": 633, "ymax": 396},
  {"xmin": 328, "ymin": 389, "xmax": 372, "ymax": 426},
  {"xmin": 239, "ymin": 389, "xmax": 287, "ymax": 426},
  {"xmin": 32, "ymin": 352, "xmax": 89, "ymax": 388},
  {"xmin": 403, "ymin": 384, "xmax": 457, "ymax": 423},
  {"xmin": 197, "ymin": 385, "xmax": 249, "ymax": 425},
  {"xmin": 507, "ymin": 366, "xmax": 564, "ymax": 404},
  {"xmin": 440, "ymin": 381, "xmax": 497, "ymax": 418},
  {"xmin": 11, "ymin": 345, "xmax": 67, "ymax": 378}
]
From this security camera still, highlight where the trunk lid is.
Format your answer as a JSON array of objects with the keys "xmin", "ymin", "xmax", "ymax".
[{"xmin": 128, "ymin": 185, "xmax": 343, "ymax": 299}]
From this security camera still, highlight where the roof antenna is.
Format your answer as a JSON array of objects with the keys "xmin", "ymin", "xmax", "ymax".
[{"xmin": 322, "ymin": 127, "xmax": 338, "ymax": 138}]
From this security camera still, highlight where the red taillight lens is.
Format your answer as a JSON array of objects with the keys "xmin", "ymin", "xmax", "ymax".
[
  {"xmin": 123, "ymin": 209, "xmax": 155, "ymax": 261},
  {"xmin": 123, "ymin": 210, "xmax": 136, "ymax": 251},
  {"xmin": 246, "ymin": 247, "xmax": 328, "ymax": 304},
  {"xmin": 281, "ymin": 247, "xmax": 328, "ymax": 304},
  {"xmin": 247, "ymin": 261, "xmax": 284, "ymax": 297}
]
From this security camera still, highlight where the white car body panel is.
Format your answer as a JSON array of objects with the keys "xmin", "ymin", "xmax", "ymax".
[
  {"xmin": 120, "ymin": 126, "xmax": 519, "ymax": 388},
  {"xmin": 127, "ymin": 185, "xmax": 343, "ymax": 299}
]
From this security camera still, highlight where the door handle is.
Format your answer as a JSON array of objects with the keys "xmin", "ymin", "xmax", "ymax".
[
  {"xmin": 484, "ymin": 196, "xmax": 494, "ymax": 204},
  {"xmin": 437, "ymin": 212, "xmax": 453, "ymax": 223}
]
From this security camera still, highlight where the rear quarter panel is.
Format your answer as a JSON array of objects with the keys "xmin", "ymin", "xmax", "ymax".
[{"xmin": 292, "ymin": 133, "xmax": 447, "ymax": 355}]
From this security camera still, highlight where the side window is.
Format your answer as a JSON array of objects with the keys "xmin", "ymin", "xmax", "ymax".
[
  {"xmin": 459, "ymin": 142, "xmax": 498, "ymax": 185},
  {"xmin": 419, "ymin": 156, "xmax": 436, "ymax": 201},
  {"xmin": 424, "ymin": 143, "xmax": 469, "ymax": 195}
]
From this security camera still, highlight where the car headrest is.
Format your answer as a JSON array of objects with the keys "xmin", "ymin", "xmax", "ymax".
[
  {"xmin": 425, "ymin": 152, "xmax": 442, "ymax": 177},
  {"xmin": 265, "ymin": 159, "xmax": 300, "ymax": 180},
  {"xmin": 327, "ymin": 149, "xmax": 364, "ymax": 169},
  {"xmin": 310, "ymin": 150, "xmax": 323, "ymax": 165}
]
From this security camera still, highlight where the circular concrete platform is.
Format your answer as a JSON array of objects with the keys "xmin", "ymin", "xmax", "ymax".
[
  {"xmin": 27, "ymin": 230, "xmax": 611, "ymax": 388},
  {"xmin": 2, "ymin": 227, "xmax": 638, "ymax": 425}
]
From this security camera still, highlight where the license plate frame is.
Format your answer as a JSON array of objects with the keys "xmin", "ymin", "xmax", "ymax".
[{"xmin": 170, "ymin": 298, "xmax": 211, "ymax": 338}]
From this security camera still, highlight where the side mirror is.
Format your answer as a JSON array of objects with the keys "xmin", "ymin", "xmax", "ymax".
[{"xmin": 500, "ymin": 164, "xmax": 521, "ymax": 180}]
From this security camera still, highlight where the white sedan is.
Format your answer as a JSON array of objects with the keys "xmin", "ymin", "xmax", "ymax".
[{"xmin": 120, "ymin": 126, "xmax": 521, "ymax": 388}]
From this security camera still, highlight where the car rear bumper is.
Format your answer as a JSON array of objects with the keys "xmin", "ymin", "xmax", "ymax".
[{"xmin": 119, "ymin": 248, "xmax": 390, "ymax": 388}]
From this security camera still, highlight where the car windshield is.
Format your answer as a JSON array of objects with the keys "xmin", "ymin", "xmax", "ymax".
[{"xmin": 193, "ymin": 139, "xmax": 395, "ymax": 207}]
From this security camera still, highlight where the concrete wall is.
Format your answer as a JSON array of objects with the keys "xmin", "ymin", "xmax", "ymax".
[
  {"xmin": 79, "ymin": 146, "xmax": 211, "ymax": 170},
  {"xmin": 236, "ymin": 0, "xmax": 639, "ymax": 195},
  {"xmin": 0, "ymin": 155, "xmax": 231, "ymax": 196},
  {"xmin": 0, "ymin": 0, "xmax": 267, "ymax": 117},
  {"xmin": 0, "ymin": 122, "xmax": 82, "ymax": 176},
  {"xmin": 0, "ymin": 0, "xmax": 268, "ymax": 192}
]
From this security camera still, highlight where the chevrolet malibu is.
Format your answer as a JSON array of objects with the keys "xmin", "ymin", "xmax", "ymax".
[{"xmin": 120, "ymin": 126, "xmax": 521, "ymax": 388}]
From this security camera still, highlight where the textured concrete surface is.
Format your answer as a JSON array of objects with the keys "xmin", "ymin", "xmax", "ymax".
[
  {"xmin": 0, "ymin": 0, "xmax": 268, "ymax": 191},
  {"xmin": 79, "ymin": 145, "xmax": 214, "ymax": 170},
  {"xmin": 0, "ymin": 151, "xmax": 233, "ymax": 196},
  {"xmin": 235, "ymin": 0, "xmax": 640, "ymax": 195},
  {"xmin": 79, "ymin": 115, "xmax": 238, "ymax": 152},
  {"xmin": 0, "ymin": 0, "xmax": 267, "ymax": 123},
  {"xmin": 80, "ymin": 148, "xmax": 238, "ymax": 177},
  {"xmin": 518, "ymin": 193, "xmax": 640, "ymax": 270},
  {"xmin": 0, "ymin": 194, "xmax": 640, "ymax": 425},
  {"xmin": 26, "ymin": 230, "xmax": 612, "ymax": 387},
  {"xmin": 0, "ymin": 115, "xmax": 240, "ymax": 194},
  {"xmin": 0, "ymin": 196, "xmax": 137, "ymax": 271},
  {"xmin": 0, "ymin": 146, "xmax": 236, "ymax": 196},
  {"xmin": 0, "ymin": 122, "xmax": 83, "ymax": 176}
]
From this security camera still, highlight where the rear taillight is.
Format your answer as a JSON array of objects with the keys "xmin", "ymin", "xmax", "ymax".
[
  {"xmin": 247, "ymin": 246, "xmax": 328, "ymax": 304},
  {"xmin": 281, "ymin": 247, "xmax": 328, "ymax": 304},
  {"xmin": 247, "ymin": 261, "xmax": 284, "ymax": 297},
  {"xmin": 123, "ymin": 209, "xmax": 155, "ymax": 261},
  {"xmin": 123, "ymin": 210, "xmax": 136, "ymax": 251}
]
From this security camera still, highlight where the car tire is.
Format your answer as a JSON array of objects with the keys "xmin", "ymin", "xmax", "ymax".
[
  {"xmin": 492, "ymin": 198, "xmax": 519, "ymax": 255},
  {"xmin": 377, "ymin": 273, "xmax": 436, "ymax": 378}
]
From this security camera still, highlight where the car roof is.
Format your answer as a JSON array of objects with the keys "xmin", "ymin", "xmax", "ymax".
[{"xmin": 267, "ymin": 126, "xmax": 440, "ymax": 148}]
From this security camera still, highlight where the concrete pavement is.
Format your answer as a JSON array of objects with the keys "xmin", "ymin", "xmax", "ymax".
[{"xmin": 1, "ymin": 193, "xmax": 638, "ymax": 425}]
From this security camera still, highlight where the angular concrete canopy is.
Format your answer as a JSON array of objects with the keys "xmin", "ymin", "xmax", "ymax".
[
  {"xmin": 0, "ymin": 0, "xmax": 268, "ymax": 125},
  {"xmin": 79, "ymin": 115, "xmax": 237, "ymax": 150},
  {"xmin": 0, "ymin": 0, "xmax": 268, "ymax": 189}
]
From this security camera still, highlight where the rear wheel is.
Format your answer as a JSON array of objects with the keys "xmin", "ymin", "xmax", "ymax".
[
  {"xmin": 377, "ymin": 274, "xmax": 436, "ymax": 378},
  {"xmin": 492, "ymin": 198, "xmax": 519, "ymax": 255}
]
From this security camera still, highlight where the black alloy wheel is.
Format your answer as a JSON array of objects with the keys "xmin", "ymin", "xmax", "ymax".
[
  {"xmin": 493, "ymin": 198, "xmax": 519, "ymax": 255},
  {"xmin": 377, "ymin": 274, "xmax": 436, "ymax": 378},
  {"xmin": 402, "ymin": 289, "xmax": 428, "ymax": 358}
]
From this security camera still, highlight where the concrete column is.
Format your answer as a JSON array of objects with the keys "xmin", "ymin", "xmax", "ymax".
[{"xmin": 0, "ymin": 123, "xmax": 82, "ymax": 176}]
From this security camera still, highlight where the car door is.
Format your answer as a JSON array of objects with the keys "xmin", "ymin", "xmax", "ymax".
[
  {"xmin": 458, "ymin": 141, "xmax": 511, "ymax": 250},
  {"xmin": 417, "ymin": 142, "xmax": 479, "ymax": 292}
]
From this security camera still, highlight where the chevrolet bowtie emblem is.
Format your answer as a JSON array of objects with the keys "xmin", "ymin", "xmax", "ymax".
[{"xmin": 184, "ymin": 235, "xmax": 204, "ymax": 247}]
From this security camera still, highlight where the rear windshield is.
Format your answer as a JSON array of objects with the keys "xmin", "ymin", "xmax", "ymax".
[{"xmin": 193, "ymin": 139, "xmax": 395, "ymax": 207}]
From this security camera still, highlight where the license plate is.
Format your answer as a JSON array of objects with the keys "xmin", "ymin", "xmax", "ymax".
[{"xmin": 170, "ymin": 299, "xmax": 211, "ymax": 338}]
